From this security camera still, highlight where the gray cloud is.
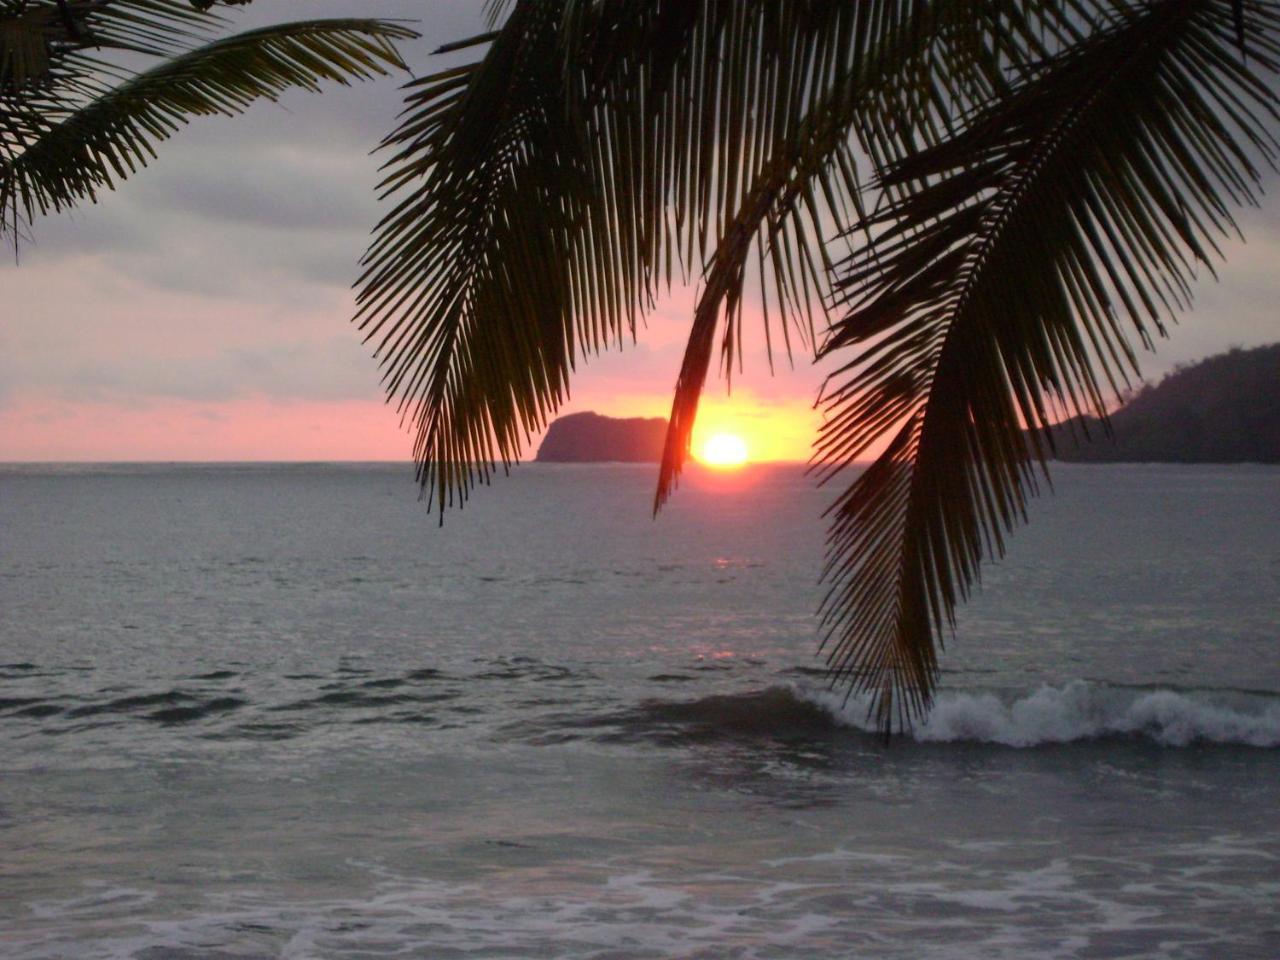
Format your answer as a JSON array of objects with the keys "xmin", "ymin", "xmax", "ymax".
[{"xmin": 132, "ymin": 151, "xmax": 381, "ymax": 233}]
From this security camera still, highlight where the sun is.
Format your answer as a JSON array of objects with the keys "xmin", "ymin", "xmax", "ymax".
[{"xmin": 700, "ymin": 432, "xmax": 749, "ymax": 469}]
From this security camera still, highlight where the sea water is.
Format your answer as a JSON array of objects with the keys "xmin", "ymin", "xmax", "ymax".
[{"xmin": 1, "ymin": 462, "xmax": 1277, "ymax": 959}]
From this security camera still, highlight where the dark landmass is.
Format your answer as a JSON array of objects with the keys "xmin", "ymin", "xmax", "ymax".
[
  {"xmin": 535, "ymin": 411, "xmax": 667, "ymax": 463},
  {"xmin": 1046, "ymin": 343, "xmax": 1280, "ymax": 463}
]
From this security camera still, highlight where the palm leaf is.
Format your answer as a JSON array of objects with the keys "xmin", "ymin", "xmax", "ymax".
[
  {"xmin": 816, "ymin": 0, "xmax": 1279, "ymax": 732},
  {"xmin": 0, "ymin": 8, "xmax": 52, "ymax": 89},
  {"xmin": 355, "ymin": 1, "xmax": 590, "ymax": 512},
  {"xmin": 1, "ymin": 18, "xmax": 414, "ymax": 234},
  {"xmin": 358, "ymin": 0, "xmax": 1063, "ymax": 515},
  {"xmin": 0, "ymin": 0, "xmax": 215, "ymax": 64},
  {"xmin": 0, "ymin": 0, "xmax": 223, "ymax": 110},
  {"xmin": 650, "ymin": 0, "xmax": 1088, "ymax": 510}
]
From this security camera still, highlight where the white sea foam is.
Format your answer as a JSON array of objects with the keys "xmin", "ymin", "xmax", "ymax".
[
  {"xmin": 804, "ymin": 680, "xmax": 1280, "ymax": 747},
  {"xmin": 14, "ymin": 839, "xmax": 1277, "ymax": 960}
]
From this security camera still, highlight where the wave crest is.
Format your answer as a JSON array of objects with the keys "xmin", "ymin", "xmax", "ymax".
[{"xmin": 805, "ymin": 680, "xmax": 1280, "ymax": 747}]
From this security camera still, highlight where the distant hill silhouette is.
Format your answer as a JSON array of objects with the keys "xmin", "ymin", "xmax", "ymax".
[
  {"xmin": 535, "ymin": 411, "xmax": 667, "ymax": 462},
  {"xmin": 1046, "ymin": 343, "xmax": 1280, "ymax": 463}
]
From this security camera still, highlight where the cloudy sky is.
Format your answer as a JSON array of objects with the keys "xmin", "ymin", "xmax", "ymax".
[{"xmin": 2, "ymin": 0, "xmax": 1277, "ymax": 463}]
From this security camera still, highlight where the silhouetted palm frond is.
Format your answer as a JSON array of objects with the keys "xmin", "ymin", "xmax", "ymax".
[
  {"xmin": 816, "ymin": 0, "xmax": 1279, "ymax": 730},
  {"xmin": 358, "ymin": 0, "xmax": 1069, "ymax": 514},
  {"xmin": 651, "ymin": 0, "xmax": 1092, "ymax": 508}
]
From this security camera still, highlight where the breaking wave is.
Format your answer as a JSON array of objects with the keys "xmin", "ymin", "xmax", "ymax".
[
  {"xmin": 545, "ymin": 681, "xmax": 1280, "ymax": 749},
  {"xmin": 804, "ymin": 680, "xmax": 1280, "ymax": 747}
]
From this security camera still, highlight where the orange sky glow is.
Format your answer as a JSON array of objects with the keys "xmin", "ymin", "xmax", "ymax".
[{"xmin": 0, "ymin": 388, "xmax": 822, "ymax": 464}]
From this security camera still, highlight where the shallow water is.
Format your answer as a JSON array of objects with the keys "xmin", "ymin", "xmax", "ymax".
[{"xmin": 1, "ymin": 462, "xmax": 1277, "ymax": 958}]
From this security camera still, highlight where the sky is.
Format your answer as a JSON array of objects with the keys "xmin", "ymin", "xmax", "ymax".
[{"xmin": 2, "ymin": 0, "xmax": 1278, "ymax": 464}]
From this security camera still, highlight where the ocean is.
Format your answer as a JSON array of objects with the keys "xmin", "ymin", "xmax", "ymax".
[{"xmin": 1, "ymin": 462, "xmax": 1277, "ymax": 959}]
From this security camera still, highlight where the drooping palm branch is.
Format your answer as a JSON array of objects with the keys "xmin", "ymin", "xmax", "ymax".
[
  {"xmin": 816, "ymin": 0, "xmax": 1278, "ymax": 729},
  {"xmin": 358, "ymin": 0, "xmax": 1279, "ymax": 732},
  {"xmin": 1, "ymin": 0, "xmax": 415, "ymax": 242},
  {"xmin": 650, "ymin": 0, "xmax": 1093, "ymax": 510},
  {"xmin": 356, "ymin": 0, "xmax": 1085, "ymax": 508}
]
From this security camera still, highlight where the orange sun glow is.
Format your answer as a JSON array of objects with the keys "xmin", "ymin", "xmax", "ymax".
[{"xmin": 700, "ymin": 432, "xmax": 749, "ymax": 468}]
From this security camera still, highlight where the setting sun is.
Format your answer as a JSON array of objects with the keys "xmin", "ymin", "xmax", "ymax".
[{"xmin": 700, "ymin": 432, "xmax": 749, "ymax": 468}]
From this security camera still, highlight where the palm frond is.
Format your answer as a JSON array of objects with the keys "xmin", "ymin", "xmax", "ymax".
[
  {"xmin": 358, "ymin": 0, "xmax": 1067, "ymax": 516},
  {"xmin": 0, "ymin": 0, "xmax": 221, "ymax": 83},
  {"xmin": 1, "ymin": 0, "xmax": 221, "ymax": 167},
  {"xmin": 816, "ymin": 0, "xmax": 1280, "ymax": 732},
  {"xmin": 1, "ymin": 18, "xmax": 414, "ymax": 235},
  {"xmin": 651, "ymin": 0, "xmax": 1088, "ymax": 510},
  {"xmin": 355, "ymin": 2, "xmax": 587, "ymax": 512},
  {"xmin": 1, "ymin": 0, "xmax": 222, "ymax": 108},
  {"xmin": 62, "ymin": 0, "xmax": 216, "ymax": 57},
  {"xmin": 0, "ymin": 7, "xmax": 53, "ymax": 89}
]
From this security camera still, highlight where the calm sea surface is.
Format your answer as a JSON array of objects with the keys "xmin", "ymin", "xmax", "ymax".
[{"xmin": 1, "ymin": 462, "xmax": 1277, "ymax": 959}]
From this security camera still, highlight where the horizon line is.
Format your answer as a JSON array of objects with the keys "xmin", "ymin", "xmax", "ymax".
[{"xmin": 0, "ymin": 458, "xmax": 820, "ymax": 466}]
